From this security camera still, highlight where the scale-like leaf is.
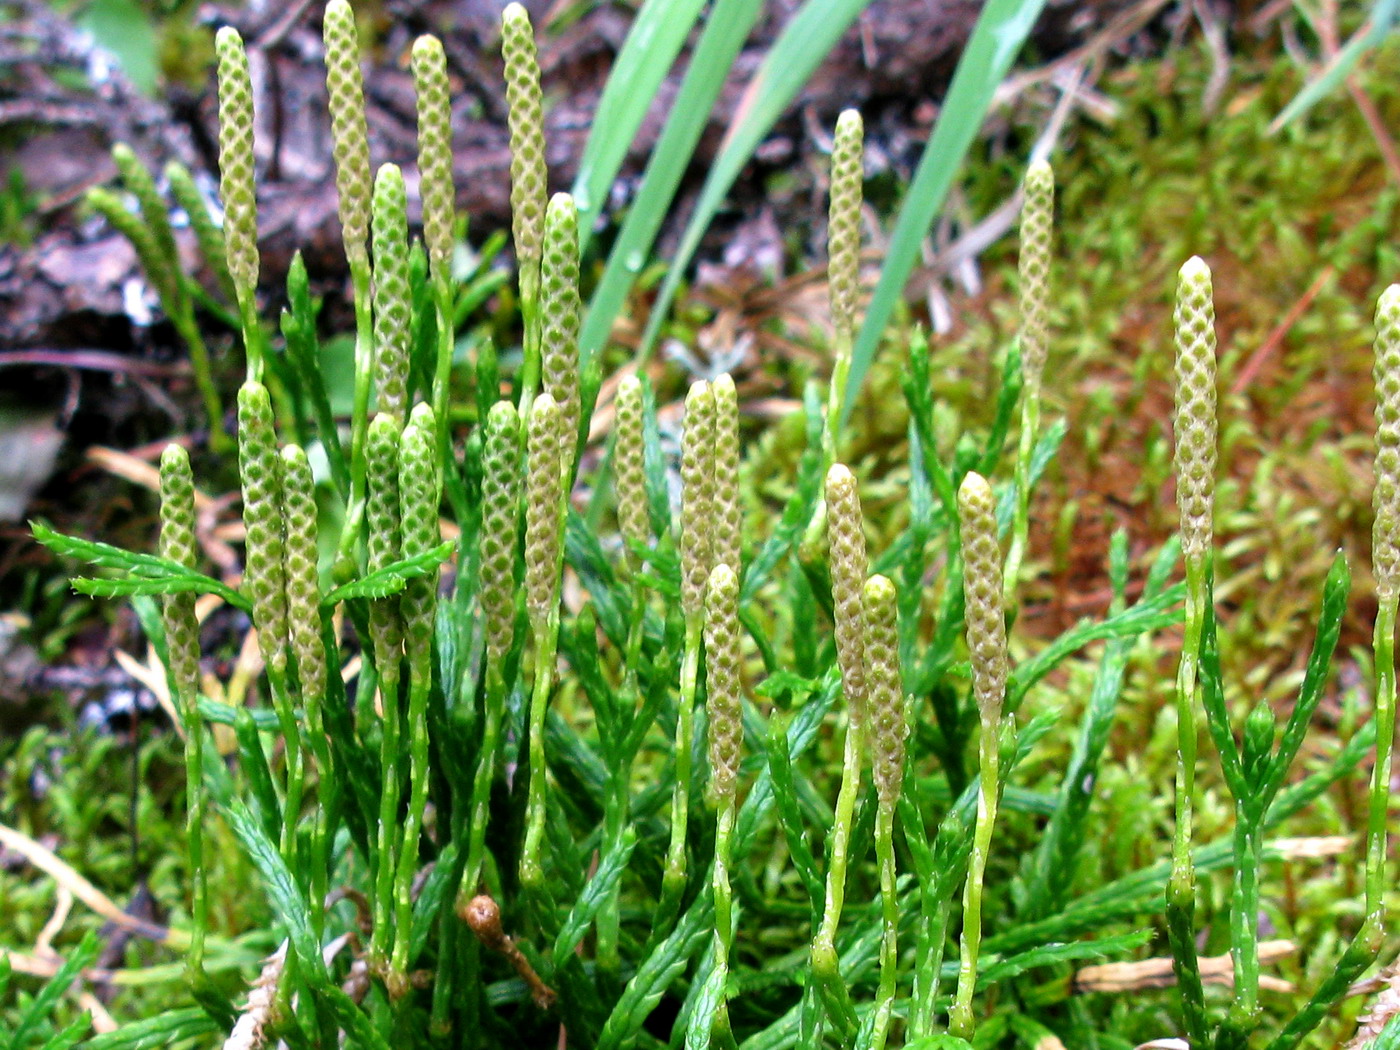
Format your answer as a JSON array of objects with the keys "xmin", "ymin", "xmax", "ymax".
[{"xmin": 321, "ymin": 539, "xmax": 454, "ymax": 604}]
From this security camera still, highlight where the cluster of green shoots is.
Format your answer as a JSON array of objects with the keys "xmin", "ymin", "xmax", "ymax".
[{"xmin": 42, "ymin": 3, "xmax": 1398, "ymax": 1048}]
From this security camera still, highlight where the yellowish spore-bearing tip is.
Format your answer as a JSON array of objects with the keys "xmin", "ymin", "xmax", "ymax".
[
  {"xmin": 826, "ymin": 463, "xmax": 868, "ymax": 728},
  {"xmin": 279, "ymin": 446, "xmax": 326, "ymax": 700},
  {"xmin": 525, "ymin": 393, "xmax": 566, "ymax": 621},
  {"xmin": 680, "ymin": 381, "xmax": 718, "ymax": 622},
  {"xmin": 1172, "ymin": 255, "xmax": 1217, "ymax": 563},
  {"xmin": 166, "ymin": 161, "xmax": 234, "ymax": 302},
  {"xmin": 399, "ymin": 405, "xmax": 442, "ymax": 647},
  {"xmin": 501, "ymin": 2, "xmax": 546, "ymax": 278},
  {"xmin": 540, "ymin": 193, "xmax": 581, "ymax": 453},
  {"xmin": 614, "ymin": 375, "xmax": 650, "ymax": 565},
  {"xmin": 1373, "ymin": 284, "xmax": 1400, "ymax": 602},
  {"xmin": 215, "ymin": 26, "xmax": 259, "ymax": 303},
  {"xmin": 86, "ymin": 188, "xmax": 170, "ymax": 305},
  {"xmin": 712, "ymin": 374, "xmax": 742, "ymax": 576},
  {"xmin": 704, "ymin": 563, "xmax": 743, "ymax": 805},
  {"xmin": 323, "ymin": 0, "xmax": 372, "ymax": 272},
  {"xmin": 237, "ymin": 382, "xmax": 289, "ymax": 675},
  {"xmin": 1019, "ymin": 159, "xmax": 1054, "ymax": 396},
  {"xmin": 412, "ymin": 35, "xmax": 455, "ymax": 284},
  {"xmin": 863, "ymin": 574, "xmax": 906, "ymax": 804},
  {"xmin": 372, "ymin": 163, "xmax": 411, "ymax": 420},
  {"xmin": 958, "ymin": 472, "xmax": 1007, "ymax": 724},
  {"xmin": 159, "ymin": 445, "xmax": 201, "ymax": 705},
  {"xmin": 112, "ymin": 145, "xmax": 179, "ymax": 296},
  {"xmin": 365, "ymin": 412, "xmax": 403, "ymax": 575},
  {"xmin": 828, "ymin": 109, "xmax": 864, "ymax": 340},
  {"xmin": 480, "ymin": 400, "xmax": 523, "ymax": 664}
]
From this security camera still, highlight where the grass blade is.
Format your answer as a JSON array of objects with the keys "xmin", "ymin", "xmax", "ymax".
[
  {"xmin": 578, "ymin": 0, "xmax": 763, "ymax": 362},
  {"xmin": 839, "ymin": 0, "xmax": 1047, "ymax": 427},
  {"xmin": 571, "ymin": 0, "xmax": 707, "ymax": 250},
  {"xmin": 632, "ymin": 0, "xmax": 878, "ymax": 361}
]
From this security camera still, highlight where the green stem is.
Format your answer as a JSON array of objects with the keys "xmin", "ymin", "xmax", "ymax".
[
  {"xmin": 391, "ymin": 597, "xmax": 434, "ymax": 976},
  {"xmin": 518, "ymin": 274, "xmax": 541, "ymax": 422},
  {"xmin": 180, "ymin": 681, "xmax": 207, "ymax": 973},
  {"xmin": 337, "ymin": 273, "xmax": 376, "ymax": 572},
  {"xmin": 910, "ymin": 895, "xmax": 952, "ymax": 1042},
  {"xmin": 810, "ymin": 708, "xmax": 862, "ymax": 1033},
  {"xmin": 1224, "ymin": 811, "xmax": 1263, "ymax": 1038},
  {"xmin": 1367, "ymin": 595, "xmax": 1396, "ymax": 917},
  {"xmin": 1167, "ymin": 553, "xmax": 1209, "ymax": 1045},
  {"xmin": 370, "ymin": 654, "xmax": 402, "ymax": 965},
  {"xmin": 520, "ymin": 606, "xmax": 561, "ymax": 893},
  {"xmin": 431, "ymin": 276, "xmax": 470, "ymax": 522},
  {"xmin": 1003, "ymin": 391, "xmax": 1039, "ymax": 605},
  {"xmin": 949, "ymin": 721, "xmax": 1001, "ymax": 1038},
  {"xmin": 657, "ymin": 617, "xmax": 702, "ymax": 932},
  {"xmin": 237, "ymin": 289, "xmax": 264, "ymax": 383},
  {"xmin": 710, "ymin": 799, "xmax": 737, "ymax": 1049},
  {"xmin": 597, "ymin": 582, "xmax": 647, "ymax": 978},
  {"xmin": 869, "ymin": 801, "xmax": 899, "ymax": 1050},
  {"xmin": 266, "ymin": 665, "xmax": 304, "ymax": 871},
  {"xmin": 463, "ymin": 665, "xmax": 506, "ymax": 899},
  {"xmin": 171, "ymin": 306, "xmax": 229, "ymax": 453},
  {"xmin": 823, "ymin": 326, "xmax": 852, "ymax": 468}
]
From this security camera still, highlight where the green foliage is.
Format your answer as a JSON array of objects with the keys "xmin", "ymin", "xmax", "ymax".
[{"xmin": 15, "ymin": 6, "xmax": 1400, "ymax": 1050}]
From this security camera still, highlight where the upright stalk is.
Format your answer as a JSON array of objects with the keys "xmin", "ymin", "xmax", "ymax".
[
  {"xmin": 1002, "ymin": 160, "xmax": 1053, "ymax": 603},
  {"xmin": 810, "ymin": 464, "xmax": 868, "ymax": 1035},
  {"xmin": 158, "ymin": 446, "xmax": 208, "ymax": 973},
  {"xmin": 1367, "ymin": 284, "xmax": 1400, "ymax": 920},
  {"xmin": 392, "ymin": 407, "xmax": 442, "ymax": 981},
  {"xmin": 659, "ymin": 382, "xmax": 717, "ymax": 930},
  {"xmin": 1165, "ymin": 256, "xmax": 1217, "ymax": 1044},
  {"xmin": 949, "ymin": 473, "xmax": 1008, "ymax": 1039},
  {"xmin": 864, "ymin": 575, "xmax": 905, "ymax": 1050},
  {"xmin": 520, "ymin": 396, "xmax": 567, "ymax": 899}
]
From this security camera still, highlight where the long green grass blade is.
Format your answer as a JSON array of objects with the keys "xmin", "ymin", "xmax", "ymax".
[
  {"xmin": 839, "ymin": 0, "xmax": 1047, "ymax": 427},
  {"xmin": 1270, "ymin": 0, "xmax": 1400, "ymax": 132},
  {"xmin": 629, "ymin": 0, "xmax": 878, "ymax": 362},
  {"xmin": 578, "ymin": 0, "xmax": 763, "ymax": 362},
  {"xmin": 572, "ymin": 0, "xmax": 707, "ymax": 251}
]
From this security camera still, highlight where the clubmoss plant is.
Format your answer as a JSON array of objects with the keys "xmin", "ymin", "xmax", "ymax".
[
  {"xmin": 165, "ymin": 159, "xmax": 235, "ymax": 304},
  {"xmin": 88, "ymin": 148, "xmax": 228, "ymax": 448},
  {"xmin": 863, "ymin": 573, "xmax": 904, "ymax": 1050},
  {"xmin": 278, "ymin": 444, "xmax": 330, "ymax": 926},
  {"xmin": 1003, "ymin": 159, "xmax": 1053, "ymax": 602},
  {"xmin": 366, "ymin": 411, "xmax": 404, "ymax": 964},
  {"xmin": 412, "ymin": 34, "xmax": 463, "ymax": 493},
  {"xmin": 712, "ymin": 374, "xmax": 743, "ymax": 575},
  {"xmin": 502, "ymin": 1, "xmax": 547, "ymax": 417},
  {"xmin": 809, "ymin": 462, "xmax": 867, "ymax": 1038},
  {"xmin": 464, "ymin": 400, "xmax": 522, "ymax": 899},
  {"xmin": 540, "ymin": 193, "xmax": 582, "ymax": 469},
  {"xmin": 703, "ymin": 562, "xmax": 742, "ymax": 1049},
  {"xmin": 158, "ymin": 444, "xmax": 207, "ymax": 973},
  {"xmin": 949, "ymin": 470, "xmax": 1008, "ymax": 1039},
  {"xmin": 215, "ymin": 26, "xmax": 261, "ymax": 376},
  {"xmin": 393, "ymin": 405, "xmax": 441, "ymax": 981},
  {"xmin": 372, "ymin": 164, "xmax": 412, "ymax": 421},
  {"xmin": 613, "ymin": 374, "xmax": 650, "ymax": 572},
  {"xmin": 36, "ymin": 9, "xmax": 1400, "ymax": 1048},
  {"xmin": 1166, "ymin": 255, "xmax": 1216, "ymax": 1045},
  {"xmin": 1367, "ymin": 285, "xmax": 1400, "ymax": 921},
  {"xmin": 657, "ymin": 380, "xmax": 717, "ymax": 934},
  {"xmin": 520, "ymin": 393, "xmax": 567, "ymax": 898},
  {"xmin": 823, "ymin": 110, "xmax": 863, "ymax": 464},
  {"xmin": 322, "ymin": 0, "xmax": 376, "ymax": 570}
]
